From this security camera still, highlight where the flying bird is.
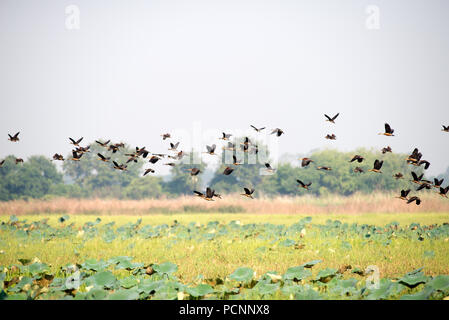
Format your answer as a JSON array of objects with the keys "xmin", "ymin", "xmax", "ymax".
[
  {"xmin": 381, "ymin": 146, "xmax": 392, "ymax": 154},
  {"xmin": 393, "ymin": 173, "xmax": 404, "ymax": 180},
  {"xmin": 161, "ymin": 133, "xmax": 171, "ymax": 140},
  {"xmin": 325, "ymin": 134, "xmax": 336, "ymax": 140},
  {"xmin": 317, "ymin": 166, "xmax": 332, "ymax": 171},
  {"xmin": 220, "ymin": 132, "xmax": 232, "ymax": 141},
  {"xmin": 8, "ymin": 132, "xmax": 20, "ymax": 142},
  {"xmin": 223, "ymin": 167, "xmax": 234, "ymax": 176},
  {"xmin": 407, "ymin": 196, "xmax": 421, "ymax": 205},
  {"xmin": 442, "ymin": 125, "xmax": 449, "ymax": 132},
  {"xmin": 349, "ymin": 155, "xmax": 364, "ymax": 163},
  {"xmin": 149, "ymin": 156, "xmax": 161, "ymax": 164},
  {"xmin": 223, "ymin": 142, "xmax": 236, "ymax": 151},
  {"xmin": 95, "ymin": 140, "xmax": 110, "ymax": 147},
  {"xmin": 265, "ymin": 163, "xmax": 276, "ymax": 173},
  {"xmin": 15, "ymin": 158, "xmax": 24, "ymax": 164},
  {"xmin": 169, "ymin": 142, "xmax": 180, "ymax": 151},
  {"xmin": 241, "ymin": 187, "xmax": 255, "ymax": 199},
  {"xmin": 411, "ymin": 172, "xmax": 425, "ymax": 185},
  {"xmin": 69, "ymin": 137, "xmax": 83, "ymax": 146},
  {"xmin": 379, "ymin": 123, "xmax": 395, "ymax": 136},
  {"xmin": 416, "ymin": 183, "xmax": 432, "ymax": 192},
  {"xmin": 369, "ymin": 159, "xmax": 383, "ymax": 173},
  {"xmin": 396, "ymin": 189, "xmax": 411, "ymax": 201},
  {"xmin": 417, "ymin": 160, "xmax": 430, "ymax": 170},
  {"xmin": 297, "ymin": 180, "xmax": 312, "ymax": 190},
  {"xmin": 324, "ymin": 113, "xmax": 339, "ymax": 123},
  {"xmin": 300, "ymin": 158, "xmax": 314, "ymax": 167},
  {"xmin": 354, "ymin": 167, "xmax": 364, "ymax": 173},
  {"xmin": 232, "ymin": 155, "xmax": 242, "ymax": 166},
  {"xmin": 52, "ymin": 154, "xmax": 64, "ymax": 161},
  {"xmin": 97, "ymin": 153, "xmax": 110, "ymax": 162},
  {"xmin": 112, "ymin": 161, "xmax": 127, "ymax": 171},
  {"xmin": 271, "ymin": 128, "xmax": 284, "ymax": 137},
  {"xmin": 204, "ymin": 144, "xmax": 217, "ymax": 155},
  {"xmin": 70, "ymin": 151, "xmax": 83, "ymax": 161},
  {"xmin": 251, "ymin": 125, "xmax": 266, "ymax": 132},
  {"xmin": 434, "ymin": 178, "xmax": 444, "ymax": 189},
  {"xmin": 186, "ymin": 168, "xmax": 201, "ymax": 176},
  {"xmin": 143, "ymin": 168, "xmax": 155, "ymax": 176},
  {"xmin": 437, "ymin": 186, "xmax": 449, "ymax": 198}
]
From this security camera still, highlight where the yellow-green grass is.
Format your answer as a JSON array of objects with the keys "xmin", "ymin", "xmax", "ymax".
[{"xmin": 1, "ymin": 213, "xmax": 449, "ymax": 284}]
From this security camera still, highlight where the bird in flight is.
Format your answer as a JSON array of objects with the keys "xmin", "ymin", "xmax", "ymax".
[
  {"xmin": 8, "ymin": 132, "xmax": 20, "ymax": 142},
  {"xmin": 317, "ymin": 166, "xmax": 332, "ymax": 171},
  {"xmin": 143, "ymin": 168, "xmax": 155, "ymax": 176},
  {"xmin": 223, "ymin": 167, "xmax": 234, "ymax": 176},
  {"xmin": 52, "ymin": 154, "xmax": 64, "ymax": 161},
  {"xmin": 97, "ymin": 153, "xmax": 110, "ymax": 162},
  {"xmin": 433, "ymin": 178, "xmax": 444, "ymax": 189},
  {"xmin": 393, "ymin": 173, "xmax": 404, "ymax": 180},
  {"xmin": 161, "ymin": 133, "xmax": 171, "ymax": 140},
  {"xmin": 396, "ymin": 189, "xmax": 411, "ymax": 201},
  {"xmin": 204, "ymin": 144, "xmax": 217, "ymax": 155},
  {"xmin": 325, "ymin": 113, "xmax": 339, "ymax": 124},
  {"xmin": 241, "ymin": 187, "xmax": 255, "ymax": 199},
  {"xmin": 265, "ymin": 163, "xmax": 276, "ymax": 173},
  {"xmin": 349, "ymin": 155, "xmax": 364, "ymax": 163},
  {"xmin": 442, "ymin": 125, "xmax": 449, "ymax": 133},
  {"xmin": 95, "ymin": 140, "xmax": 110, "ymax": 147},
  {"xmin": 379, "ymin": 123, "xmax": 395, "ymax": 136},
  {"xmin": 368, "ymin": 159, "xmax": 383, "ymax": 173},
  {"xmin": 271, "ymin": 128, "xmax": 284, "ymax": 137},
  {"xmin": 354, "ymin": 167, "xmax": 364, "ymax": 173},
  {"xmin": 232, "ymin": 155, "xmax": 242, "ymax": 166},
  {"xmin": 168, "ymin": 142, "xmax": 180, "ymax": 151},
  {"xmin": 251, "ymin": 125, "xmax": 266, "ymax": 132},
  {"xmin": 297, "ymin": 180, "xmax": 312, "ymax": 190},
  {"xmin": 15, "ymin": 158, "xmax": 24, "ymax": 164},
  {"xmin": 186, "ymin": 168, "xmax": 201, "ymax": 176},
  {"xmin": 300, "ymin": 158, "xmax": 314, "ymax": 167},
  {"xmin": 407, "ymin": 196, "xmax": 421, "ymax": 205},
  {"xmin": 410, "ymin": 172, "xmax": 424, "ymax": 185},
  {"xmin": 223, "ymin": 142, "xmax": 236, "ymax": 151},
  {"xmin": 149, "ymin": 156, "xmax": 161, "ymax": 164},
  {"xmin": 381, "ymin": 146, "xmax": 392, "ymax": 154},
  {"xmin": 70, "ymin": 151, "xmax": 83, "ymax": 161},
  {"xmin": 437, "ymin": 186, "xmax": 449, "ymax": 198},
  {"xmin": 219, "ymin": 132, "xmax": 232, "ymax": 141},
  {"xmin": 69, "ymin": 137, "xmax": 83, "ymax": 146},
  {"xmin": 112, "ymin": 161, "xmax": 127, "ymax": 171},
  {"xmin": 194, "ymin": 187, "xmax": 216, "ymax": 201},
  {"xmin": 325, "ymin": 134, "xmax": 336, "ymax": 140}
]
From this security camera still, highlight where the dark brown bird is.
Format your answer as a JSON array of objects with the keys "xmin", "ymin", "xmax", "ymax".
[
  {"xmin": 8, "ymin": 132, "xmax": 20, "ymax": 142},
  {"xmin": 407, "ymin": 196, "xmax": 421, "ymax": 205},
  {"xmin": 241, "ymin": 187, "xmax": 255, "ymax": 199},
  {"xmin": 324, "ymin": 113, "xmax": 339, "ymax": 123},
  {"xmin": 393, "ymin": 173, "xmax": 404, "ymax": 179},
  {"xmin": 143, "ymin": 168, "xmax": 155, "ymax": 176},
  {"xmin": 349, "ymin": 155, "xmax": 364, "ymax": 163},
  {"xmin": 442, "ymin": 125, "xmax": 449, "ymax": 132},
  {"xmin": 125, "ymin": 154, "xmax": 139, "ymax": 164},
  {"xmin": 95, "ymin": 140, "xmax": 110, "ymax": 147},
  {"xmin": 186, "ymin": 168, "xmax": 201, "ymax": 176},
  {"xmin": 317, "ymin": 166, "xmax": 332, "ymax": 171},
  {"xmin": 220, "ymin": 132, "xmax": 232, "ymax": 141},
  {"xmin": 75, "ymin": 146, "xmax": 90, "ymax": 154},
  {"xmin": 108, "ymin": 144, "xmax": 121, "ymax": 153},
  {"xmin": 203, "ymin": 187, "xmax": 216, "ymax": 201},
  {"xmin": 417, "ymin": 160, "xmax": 430, "ymax": 170},
  {"xmin": 396, "ymin": 189, "xmax": 411, "ymax": 201},
  {"xmin": 52, "ymin": 154, "xmax": 64, "ymax": 161},
  {"xmin": 300, "ymin": 158, "xmax": 314, "ymax": 167},
  {"xmin": 434, "ymin": 178, "xmax": 444, "ymax": 189},
  {"xmin": 136, "ymin": 147, "xmax": 150, "ymax": 158},
  {"xmin": 250, "ymin": 125, "xmax": 266, "ymax": 132},
  {"xmin": 265, "ymin": 163, "xmax": 276, "ymax": 173},
  {"xmin": 204, "ymin": 144, "xmax": 217, "ymax": 155},
  {"xmin": 223, "ymin": 167, "xmax": 234, "ymax": 175},
  {"xmin": 325, "ymin": 134, "xmax": 336, "ymax": 140},
  {"xmin": 69, "ymin": 137, "xmax": 83, "ymax": 146},
  {"xmin": 169, "ymin": 142, "xmax": 180, "ymax": 151},
  {"xmin": 368, "ymin": 159, "xmax": 383, "ymax": 173},
  {"xmin": 271, "ymin": 128, "xmax": 284, "ymax": 137},
  {"xmin": 161, "ymin": 133, "xmax": 171, "ymax": 140},
  {"xmin": 70, "ymin": 150, "xmax": 83, "ymax": 161},
  {"xmin": 437, "ymin": 186, "xmax": 449, "ymax": 198},
  {"xmin": 381, "ymin": 146, "xmax": 392, "ymax": 154},
  {"xmin": 406, "ymin": 148, "xmax": 422, "ymax": 164},
  {"xmin": 232, "ymin": 155, "xmax": 242, "ymax": 166},
  {"xmin": 97, "ymin": 153, "xmax": 110, "ymax": 162},
  {"xmin": 416, "ymin": 183, "xmax": 432, "ymax": 192},
  {"xmin": 149, "ymin": 156, "xmax": 161, "ymax": 164},
  {"xmin": 411, "ymin": 172, "xmax": 424, "ymax": 184},
  {"xmin": 15, "ymin": 158, "xmax": 24, "ymax": 164},
  {"xmin": 354, "ymin": 167, "xmax": 364, "ymax": 173},
  {"xmin": 164, "ymin": 163, "xmax": 176, "ymax": 167},
  {"xmin": 297, "ymin": 180, "xmax": 312, "ymax": 190},
  {"xmin": 112, "ymin": 161, "xmax": 127, "ymax": 171},
  {"xmin": 379, "ymin": 123, "xmax": 395, "ymax": 136}
]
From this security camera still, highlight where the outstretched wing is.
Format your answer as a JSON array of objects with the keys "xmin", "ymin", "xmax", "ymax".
[
  {"xmin": 385, "ymin": 123, "xmax": 392, "ymax": 134},
  {"xmin": 324, "ymin": 114, "xmax": 332, "ymax": 121},
  {"xmin": 331, "ymin": 113, "xmax": 339, "ymax": 121},
  {"xmin": 296, "ymin": 180, "xmax": 305, "ymax": 187}
]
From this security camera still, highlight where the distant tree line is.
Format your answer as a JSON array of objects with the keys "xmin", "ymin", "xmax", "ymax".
[{"xmin": 0, "ymin": 139, "xmax": 442, "ymax": 201}]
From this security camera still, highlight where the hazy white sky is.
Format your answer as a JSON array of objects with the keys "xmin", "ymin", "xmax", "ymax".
[{"xmin": 1, "ymin": 0, "xmax": 448, "ymax": 176}]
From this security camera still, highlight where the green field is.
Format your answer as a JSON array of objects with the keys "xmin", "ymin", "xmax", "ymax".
[{"xmin": 1, "ymin": 213, "xmax": 449, "ymax": 300}]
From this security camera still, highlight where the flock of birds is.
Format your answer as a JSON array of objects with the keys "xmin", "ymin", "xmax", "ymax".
[{"xmin": 2, "ymin": 115, "xmax": 449, "ymax": 204}]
